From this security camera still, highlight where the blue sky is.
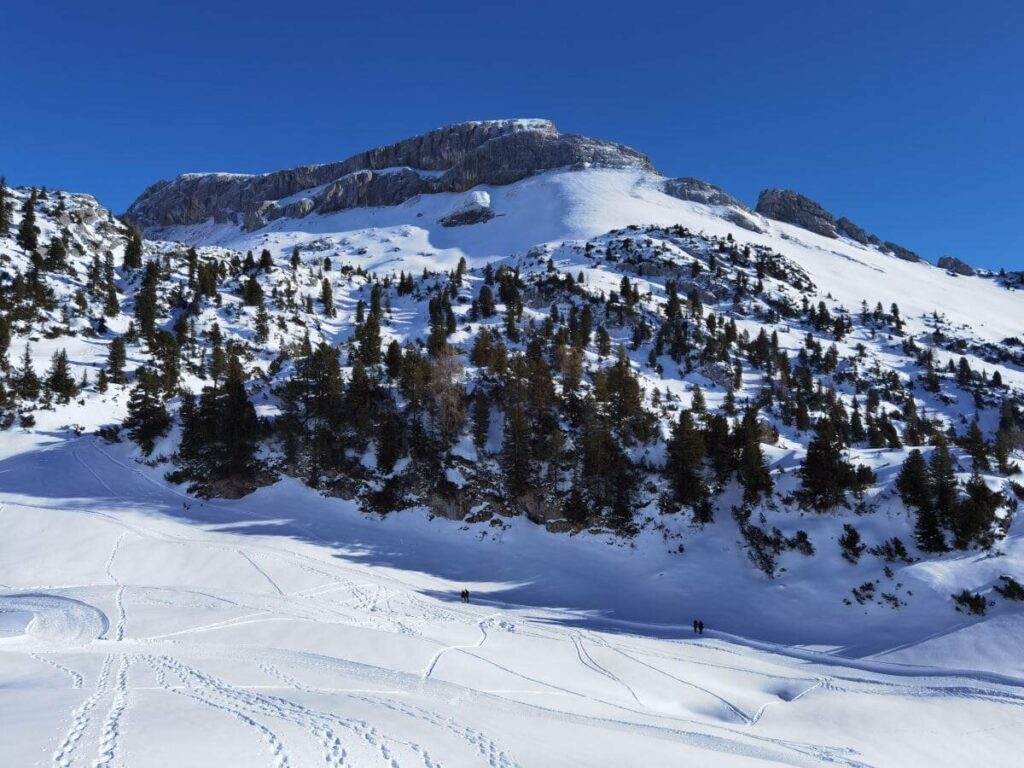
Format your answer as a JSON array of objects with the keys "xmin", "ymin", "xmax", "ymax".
[{"xmin": 2, "ymin": 0, "xmax": 1021, "ymax": 269}]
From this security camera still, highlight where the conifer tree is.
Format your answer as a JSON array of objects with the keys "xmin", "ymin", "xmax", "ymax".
[
  {"xmin": 665, "ymin": 410, "xmax": 708, "ymax": 508},
  {"xmin": 799, "ymin": 418, "xmax": 850, "ymax": 510},
  {"xmin": 107, "ymin": 336, "xmax": 127, "ymax": 383},
  {"xmin": 358, "ymin": 313, "xmax": 382, "ymax": 366},
  {"xmin": 17, "ymin": 191, "xmax": 38, "ymax": 251},
  {"xmin": 14, "ymin": 343, "xmax": 40, "ymax": 400},
  {"xmin": 123, "ymin": 229, "xmax": 144, "ymax": 270},
  {"xmin": 897, "ymin": 449, "xmax": 947, "ymax": 552},
  {"xmin": 46, "ymin": 349, "xmax": 77, "ymax": 403},
  {"xmin": 0, "ymin": 177, "xmax": 10, "ymax": 236},
  {"xmin": 124, "ymin": 367, "xmax": 170, "ymax": 454},
  {"xmin": 243, "ymin": 276, "xmax": 263, "ymax": 307},
  {"xmin": 320, "ymin": 278, "xmax": 335, "ymax": 317},
  {"xmin": 929, "ymin": 436, "xmax": 959, "ymax": 528},
  {"xmin": 562, "ymin": 482, "xmax": 589, "ymax": 525},
  {"xmin": 963, "ymin": 421, "xmax": 989, "ymax": 471},
  {"xmin": 472, "ymin": 387, "xmax": 490, "ymax": 453},
  {"xmin": 737, "ymin": 413, "xmax": 772, "ymax": 504},
  {"xmin": 952, "ymin": 471, "xmax": 1001, "ymax": 549},
  {"xmin": 503, "ymin": 405, "xmax": 532, "ymax": 497}
]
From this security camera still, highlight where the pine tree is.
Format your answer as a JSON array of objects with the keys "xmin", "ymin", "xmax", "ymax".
[
  {"xmin": 737, "ymin": 412, "xmax": 772, "ymax": 504},
  {"xmin": 17, "ymin": 191, "xmax": 38, "ymax": 251},
  {"xmin": 124, "ymin": 367, "xmax": 170, "ymax": 454},
  {"xmin": 929, "ymin": 436, "xmax": 959, "ymax": 528},
  {"xmin": 259, "ymin": 248, "xmax": 274, "ymax": 272},
  {"xmin": 290, "ymin": 247, "xmax": 301, "ymax": 270},
  {"xmin": 217, "ymin": 354, "xmax": 261, "ymax": 477},
  {"xmin": 963, "ymin": 421, "xmax": 990, "ymax": 471},
  {"xmin": 358, "ymin": 313, "xmax": 381, "ymax": 366},
  {"xmin": 243, "ymin": 276, "xmax": 264, "ymax": 307},
  {"xmin": 385, "ymin": 340, "xmax": 403, "ymax": 379},
  {"xmin": 254, "ymin": 305, "xmax": 270, "ymax": 344},
  {"xmin": 472, "ymin": 387, "xmax": 491, "ymax": 453},
  {"xmin": 107, "ymin": 336, "xmax": 127, "ymax": 383},
  {"xmin": 563, "ymin": 482, "xmax": 589, "ymax": 525},
  {"xmin": 14, "ymin": 343, "xmax": 40, "ymax": 400},
  {"xmin": 799, "ymin": 418, "xmax": 850, "ymax": 510},
  {"xmin": 897, "ymin": 449, "xmax": 947, "ymax": 552},
  {"xmin": 46, "ymin": 349, "xmax": 77, "ymax": 403},
  {"xmin": 320, "ymin": 278, "xmax": 335, "ymax": 317},
  {"xmin": 503, "ymin": 405, "xmax": 532, "ymax": 497},
  {"xmin": 665, "ymin": 410, "xmax": 708, "ymax": 508},
  {"xmin": 123, "ymin": 229, "xmax": 144, "ymax": 270},
  {"xmin": 103, "ymin": 284, "xmax": 120, "ymax": 317},
  {"xmin": 952, "ymin": 471, "xmax": 1001, "ymax": 550},
  {"xmin": 0, "ymin": 177, "xmax": 10, "ymax": 236},
  {"xmin": 45, "ymin": 236, "xmax": 68, "ymax": 271}
]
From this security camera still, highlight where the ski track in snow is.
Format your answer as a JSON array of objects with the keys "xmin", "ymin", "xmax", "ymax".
[
  {"xmin": 0, "ymin": 442, "xmax": 1019, "ymax": 766},
  {"xmin": 422, "ymin": 613, "xmax": 501, "ymax": 680}
]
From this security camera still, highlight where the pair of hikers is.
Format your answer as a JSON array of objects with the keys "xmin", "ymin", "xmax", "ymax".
[
  {"xmin": 460, "ymin": 588, "xmax": 471, "ymax": 604},
  {"xmin": 692, "ymin": 619, "xmax": 705, "ymax": 635}
]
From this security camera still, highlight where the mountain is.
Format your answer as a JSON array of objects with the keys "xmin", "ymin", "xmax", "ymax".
[{"xmin": 2, "ymin": 122, "xmax": 1024, "ymax": 766}]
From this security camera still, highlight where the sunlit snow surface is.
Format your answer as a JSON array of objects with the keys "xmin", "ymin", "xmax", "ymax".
[
  {"xmin": 1, "ymin": 435, "xmax": 1022, "ymax": 767},
  {"xmin": 3, "ymin": 168, "xmax": 1024, "ymax": 765}
]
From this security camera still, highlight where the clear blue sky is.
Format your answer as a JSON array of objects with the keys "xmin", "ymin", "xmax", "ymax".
[{"xmin": 2, "ymin": 0, "xmax": 1021, "ymax": 269}]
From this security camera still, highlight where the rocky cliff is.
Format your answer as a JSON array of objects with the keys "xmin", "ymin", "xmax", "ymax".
[{"xmin": 125, "ymin": 119, "xmax": 654, "ymax": 233}]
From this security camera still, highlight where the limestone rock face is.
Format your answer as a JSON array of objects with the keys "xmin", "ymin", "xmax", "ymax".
[
  {"xmin": 125, "ymin": 119, "xmax": 653, "ymax": 233},
  {"xmin": 755, "ymin": 189, "xmax": 838, "ymax": 238},
  {"xmin": 938, "ymin": 255, "xmax": 976, "ymax": 276},
  {"xmin": 663, "ymin": 178, "xmax": 765, "ymax": 232}
]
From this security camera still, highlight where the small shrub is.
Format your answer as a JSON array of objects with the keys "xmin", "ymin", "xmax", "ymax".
[
  {"xmin": 994, "ymin": 575, "xmax": 1024, "ymax": 601},
  {"xmin": 840, "ymin": 524, "xmax": 866, "ymax": 563},
  {"xmin": 952, "ymin": 589, "xmax": 988, "ymax": 615}
]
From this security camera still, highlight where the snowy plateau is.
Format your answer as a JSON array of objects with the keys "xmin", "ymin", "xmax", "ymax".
[{"xmin": 1, "ymin": 119, "xmax": 1024, "ymax": 766}]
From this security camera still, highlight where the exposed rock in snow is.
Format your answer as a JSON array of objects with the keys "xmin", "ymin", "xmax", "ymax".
[
  {"xmin": 663, "ymin": 177, "xmax": 765, "ymax": 232},
  {"xmin": 439, "ymin": 191, "xmax": 494, "ymax": 227},
  {"xmin": 125, "ymin": 119, "xmax": 653, "ymax": 232},
  {"xmin": 755, "ymin": 188, "xmax": 838, "ymax": 238},
  {"xmin": 939, "ymin": 254, "xmax": 976, "ymax": 275}
]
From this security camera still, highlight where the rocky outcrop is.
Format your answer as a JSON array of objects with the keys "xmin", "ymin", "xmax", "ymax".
[
  {"xmin": 664, "ymin": 177, "xmax": 745, "ymax": 209},
  {"xmin": 755, "ymin": 189, "xmax": 838, "ymax": 238},
  {"xmin": 836, "ymin": 216, "xmax": 873, "ymax": 245},
  {"xmin": 662, "ymin": 178, "xmax": 764, "ymax": 232},
  {"xmin": 938, "ymin": 255, "xmax": 975, "ymax": 276},
  {"xmin": 883, "ymin": 241, "xmax": 923, "ymax": 263},
  {"xmin": 439, "ymin": 192, "xmax": 494, "ymax": 227},
  {"xmin": 125, "ymin": 119, "xmax": 654, "ymax": 233}
]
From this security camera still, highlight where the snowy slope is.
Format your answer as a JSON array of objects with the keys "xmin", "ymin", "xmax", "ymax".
[
  {"xmin": 3, "ymin": 129, "xmax": 1024, "ymax": 766},
  {"xmin": 3, "ymin": 435, "xmax": 1024, "ymax": 768},
  {"xmin": 148, "ymin": 167, "xmax": 1024, "ymax": 345}
]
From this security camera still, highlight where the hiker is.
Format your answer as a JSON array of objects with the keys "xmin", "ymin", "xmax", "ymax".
[
  {"xmin": 693, "ymin": 619, "xmax": 699, "ymax": 634},
  {"xmin": 460, "ymin": 589, "xmax": 469, "ymax": 604},
  {"xmin": 697, "ymin": 620, "xmax": 704, "ymax": 635}
]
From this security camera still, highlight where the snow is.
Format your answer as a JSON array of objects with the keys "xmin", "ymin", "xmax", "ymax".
[
  {"xmin": 1, "ymin": 432, "xmax": 1023, "ymax": 766},
  {"xmin": 149, "ymin": 167, "xmax": 1024, "ymax": 345},
  {"xmin": 3, "ymin": 174, "xmax": 1024, "ymax": 765}
]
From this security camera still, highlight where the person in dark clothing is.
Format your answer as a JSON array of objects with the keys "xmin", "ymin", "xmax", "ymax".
[
  {"xmin": 693, "ymin": 619, "xmax": 699, "ymax": 634},
  {"xmin": 697, "ymin": 620, "xmax": 704, "ymax": 635},
  {"xmin": 460, "ymin": 589, "xmax": 470, "ymax": 604}
]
